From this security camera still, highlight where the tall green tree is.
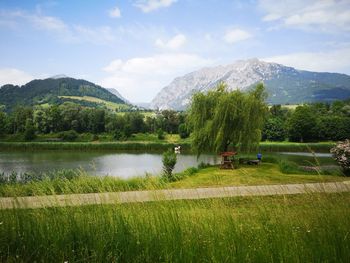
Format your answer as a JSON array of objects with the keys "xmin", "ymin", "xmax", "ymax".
[
  {"xmin": 262, "ymin": 117, "xmax": 286, "ymax": 141},
  {"xmin": 24, "ymin": 119, "xmax": 36, "ymax": 141},
  {"xmin": 287, "ymin": 105, "xmax": 319, "ymax": 142},
  {"xmin": 188, "ymin": 82, "xmax": 267, "ymax": 155},
  {"xmin": 0, "ymin": 110, "xmax": 7, "ymax": 136}
]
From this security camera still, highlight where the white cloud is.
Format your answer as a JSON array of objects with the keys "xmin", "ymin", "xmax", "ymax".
[
  {"xmin": 263, "ymin": 47, "xmax": 350, "ymax": 73},
  {"xmin": 155, "ymin": 34, "xmax": 186, "ymax": 50},
  {"xmin": 0, "ymin": 10, "xmax": 67, "ymax": 32},
  {"xmin": 223, "ymin": 29, "xmax": 252, "ymax": 44},
  {"xmin": 100, "ymin": 53, "xmax": 213, "ymax": 102},
  {"xmin": 103, "ymin": 59, "xmax": 123, "ymax": 72},
  {"xmin": 109, "ymin": 6, "xmax": 121, "ymax": 18},
  {"xmin": 73, "ymin": 25, "xmax": 117, "ymax": 45},
  {"xmin": 0, "ymin": 10, "xmax": 117, "ymax": 45},
  {"xmin": 134, "ymin": 0, "xmax": 177, "ymax": 13},
  {"xmin": 0, "ymin": 68, "xmax": 34, "ymax": 87},
  {"xmin": 31, "ymin": 14, "xmax": 67, "ymax": 31},
  {"xmin": 259, "ymin": 0, "xmax": 350, "ymax": 32}
]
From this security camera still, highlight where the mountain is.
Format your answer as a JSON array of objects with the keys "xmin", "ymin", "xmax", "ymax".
[
  {"xmin": 151, "ymin": 58, "xmax": 350, "ymax": 110},
  {"xmin": 0, "ymin": 77, "xmax": 126, "ymax": 111},
  {"xmin": 50, "ymin": 74, "xmax": 69, "ymax": 79},
  {"xmin": 107, "ymin": 88, "xmax": 130, "ymax": 104}
]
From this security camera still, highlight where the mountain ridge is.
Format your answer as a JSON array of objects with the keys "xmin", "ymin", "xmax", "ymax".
[
  {"xmin": 0, "ymin": 77, "xmax": 127, "ymax": 111},
  {"xmin": 151, "ymin": 58, "xmax": 350, "ymax": 110}
]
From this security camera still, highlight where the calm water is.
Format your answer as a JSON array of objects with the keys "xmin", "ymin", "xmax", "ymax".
[
  {"xmin": 0, "ymin": 151, "xmax": 218, "ymax": 178},
  {"xmin": 0, "ymin": 150, "xmax": 335, "ymax": 178}
]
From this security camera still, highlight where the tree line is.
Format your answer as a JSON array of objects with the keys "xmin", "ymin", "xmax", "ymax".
[
  {"xmin": 0, "ymin": 98, "xmax": 349, "ymax": 143},
  {"xmin": 263, "ymin": 101, "xmax": 350, "ymax": 142},
  {"xmin": 0, "ymin": 102, "xmax": 189, "ymax": 141}
]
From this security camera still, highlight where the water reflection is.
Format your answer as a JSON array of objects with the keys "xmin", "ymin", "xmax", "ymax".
[{"xmin": 0, "ymin": 151, "xmax": 218, "ymax": 178}]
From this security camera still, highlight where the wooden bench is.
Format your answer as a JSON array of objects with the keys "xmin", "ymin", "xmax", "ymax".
[
  {"xmin": 239, "ymin": 158, "xmax": 260, "ymax": 165},
  {"xmin": 247, "ymin": 160, "xmax": 260, "ymax": 165}
]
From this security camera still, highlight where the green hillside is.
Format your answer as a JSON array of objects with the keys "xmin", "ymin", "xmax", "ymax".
[
  {"xmin": 58, "ymin": 96, "xmax": 131, "ymax": 111},
  {"xmin": 0, "ymin": 77, "xmax": 127, "ymax": 111}
]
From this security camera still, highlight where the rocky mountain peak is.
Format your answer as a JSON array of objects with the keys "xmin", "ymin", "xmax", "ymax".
[{"xmin": 150, "ymin": 59, "xmax": 350, "ymax": 110}]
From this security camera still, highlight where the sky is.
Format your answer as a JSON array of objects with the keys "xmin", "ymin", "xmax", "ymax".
[{"xmin": 0, "ymin": 0, "xmax": 350, "ymax": 103}]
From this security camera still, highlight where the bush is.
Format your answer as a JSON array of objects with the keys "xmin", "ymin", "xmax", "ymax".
[
  {"xmin": 162, "ymin": 149, "xmax": 177, "ymax": 180},
  {"xmin": 58, "ymin": 130, "xmax": 78, "ymax": 141},
  {"xmin": 157, "ymin": 129, "xmax": 165, "ymax": 140},
  {"xmin": 24, "ymin": 119, "xmax": 36, "ymax": 141},
  {"xmin": 178, "ymin": 123, "xmax": 190, "ymax": 139},
  {"xmin": 114, "ymin": 130, "xmax": 124, "ymax": 141},
  {"xmin": 278, "ymin": 160, "xmax": 300, "ymax": 174},
  {"xmin": 331, "ymin": 140, "xmax": 350, "ymax": 176}
]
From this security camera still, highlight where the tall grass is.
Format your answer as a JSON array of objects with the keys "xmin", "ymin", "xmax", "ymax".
[
  {"xmin": 0, "ymin": 159, "xmax": 345, "ymax": 197},
  {"xmin": 259, "ymin": 141, "xmax": 335, "ymax": 153},
  {"xmin": 0, "ymin": 170, "xmax": 165, "ymax": 197},
  {"xmin": 0, "ymin": 142, "xmax": 191, "ymax": 152},
  {"xmin": 0, "ymin": 141, "xmax": 334, "ymax": 152},
  {"xmin": 0, "ymin": 193, "xmax": 349, "ymax": 262}
]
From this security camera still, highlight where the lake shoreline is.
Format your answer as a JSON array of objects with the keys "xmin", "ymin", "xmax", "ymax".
[{"xmin": 0, "ymin": 141, "xmax": 335, "ymax": 152}]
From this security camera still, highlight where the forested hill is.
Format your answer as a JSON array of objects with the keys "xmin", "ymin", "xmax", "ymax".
[{"xmin": 0, "ymin": 77, "xmax": 126, "ymax": 111}]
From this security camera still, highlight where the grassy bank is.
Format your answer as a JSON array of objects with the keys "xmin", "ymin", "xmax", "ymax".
[
  {"xmin": 259, "ymin": 141, "xmax": 335, "ymax": 153},
  {"xmin": 0, "ymin": 141, "xmax": 335, "ymax": 152},
  {"xmin": 170, "ymin": 163, "xmax": 345, "ymax": 189},
  {"xmin": 0, "ymin": 141, "xmax": 190, "ymax": 152},
  {"xmin": 0, "ymin": 163, "xmax": 347, "ymax": 197},
  {"xmin": 1, "ymin": 193, "xmax": 349, "ymax": 262},
  {"xmin": 0, "ymin": 133, "xmax": 189, "ymax": 144}
]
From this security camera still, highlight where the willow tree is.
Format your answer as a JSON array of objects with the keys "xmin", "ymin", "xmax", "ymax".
[{"xmin": 187, "ymin": 82, "xmax": 267, "ymax": 155}]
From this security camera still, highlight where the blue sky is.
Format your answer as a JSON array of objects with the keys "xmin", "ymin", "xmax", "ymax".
[{"xmin": 1, "ymin": 0, "xmax": 350, "ymax": 102}]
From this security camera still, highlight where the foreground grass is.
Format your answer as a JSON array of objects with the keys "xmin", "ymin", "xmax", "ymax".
[
  {"xmin": 0, "ymin": 193, "xmax": 349, "ymax": 262},
  {"xmin": 0, "ymin": 163, "xmax": 347, "ymax": 197}
]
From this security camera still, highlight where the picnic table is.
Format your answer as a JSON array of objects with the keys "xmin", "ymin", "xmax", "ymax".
[{"xmin": 220, "ymin": 151, "xmax": 237, "ymax": 169}]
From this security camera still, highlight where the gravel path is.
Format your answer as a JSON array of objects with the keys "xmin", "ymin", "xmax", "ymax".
[{"xmin": 1, "ymin": 181, "xmax": 350, "ymax": 210}]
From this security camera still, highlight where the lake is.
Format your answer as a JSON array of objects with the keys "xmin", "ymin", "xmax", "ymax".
[
  {"xmin": 0, "ymin": 150, "xmax": 335, "ymax": 178},
  {"xmin": 0, "ymin": 151, "xmax": 218, "ymax": 178}
]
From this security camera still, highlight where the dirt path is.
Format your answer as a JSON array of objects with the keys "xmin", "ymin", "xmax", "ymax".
[{"xmin": 1, "ymin": 181, "xmax": 350, "ymax": 209}]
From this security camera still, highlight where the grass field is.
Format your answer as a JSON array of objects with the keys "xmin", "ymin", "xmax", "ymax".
[
  {"xmin": 1, "ymin": 193, "xmax": 349, "ymax": 262},
  {"xmin": 170, "ymin": 163, "xmax": 345, "ymax": 188},
  {"xmin": 58, "ymin": 95, "xmax": 131, "ymax": 111}
]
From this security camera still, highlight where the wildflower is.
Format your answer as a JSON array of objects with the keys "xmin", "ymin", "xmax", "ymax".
[{"xmin": 331, "ymin": 140, "xmax": 350, "ymax": 174}]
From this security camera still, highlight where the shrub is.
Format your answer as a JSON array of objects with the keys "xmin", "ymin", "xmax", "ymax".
[
  {"xmin": 162, "ymin": 149, "xmax": 177, "ymax": 180},
  {"xmin": 24, "ymin": 119, "xmax": 36, "ymax": 141},
  {"xmin": 178, "ymin": 123, "xmax": 190, "ymax": 139},
  {"xmin": 278, "ymin": 160, "xmax": 300, "ymax": 174},
  {"xmin": 58, "ymin": 130, "xmax": 78, "ymax": 141},
  {"xmin": 123, "ymin": 125, "xmax": 132, "ymax": 139},
  {"xmin": 331, "ymin": 140, "xmax": 350, "ymax": 176},
  {"xmin": 114, "ymin": 130, "xmax": 124, "ymax": 141},
  {"xmin": 157, "ymin": 129, "xmax": 165, "ymax": 140}
]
